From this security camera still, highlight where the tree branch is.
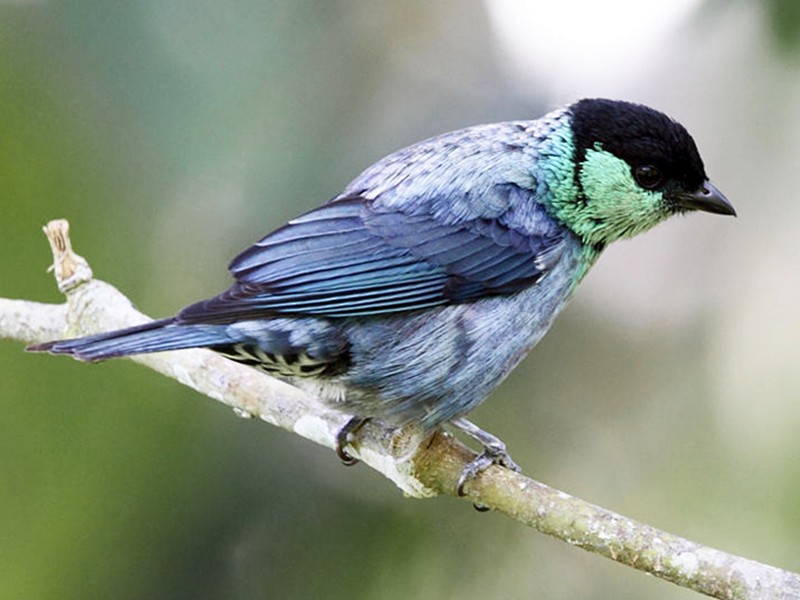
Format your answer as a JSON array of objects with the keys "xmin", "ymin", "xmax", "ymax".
[{"xmin": 4, "ymin": 219, "xmax": 799, "ymax": 599}]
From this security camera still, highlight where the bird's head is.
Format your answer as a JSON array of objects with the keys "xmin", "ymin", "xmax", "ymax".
[{"xmin": 544, "ymin": 98, "xmax": 735, "ymax": 248}]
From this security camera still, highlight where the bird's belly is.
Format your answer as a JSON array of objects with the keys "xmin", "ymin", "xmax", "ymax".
[{"xmin": 332, "ymin": 239, "xmax": 584, "ymax": 430}]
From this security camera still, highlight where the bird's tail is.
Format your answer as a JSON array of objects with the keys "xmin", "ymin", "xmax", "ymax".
[{"xmin": 27, "ymin": 318, "xmax": 225, "ymax": 362}]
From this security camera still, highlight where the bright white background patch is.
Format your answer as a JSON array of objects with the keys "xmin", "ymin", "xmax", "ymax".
[{"xmin": 485, "ymin": 0, "xmax": 702, "ymax": 95}]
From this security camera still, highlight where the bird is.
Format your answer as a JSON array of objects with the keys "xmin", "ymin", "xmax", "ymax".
[{"xmin": 29, "ymin": 98, "xmax": 735, "ymax": 493}]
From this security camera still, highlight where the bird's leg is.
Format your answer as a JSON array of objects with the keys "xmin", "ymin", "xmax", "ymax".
[
  {"xmin": 450, "ymin": 417, "xmax": 521, "ymax": 496},
  {"xmin": 335, "ymin": 416, "xmax": 369, "ymax": 466}
]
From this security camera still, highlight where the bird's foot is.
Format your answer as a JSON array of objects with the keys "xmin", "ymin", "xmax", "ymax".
[
  {"xmin": 335, "ymin": 416, "xmax": 369, "ymax": 466},
  {"xmin": 450, "ymin": 417, "xmax": 521, "ymax": 497}
]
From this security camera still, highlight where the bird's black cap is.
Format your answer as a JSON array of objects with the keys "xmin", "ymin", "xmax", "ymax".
[{"xmin": 570, "ymin": 98, "xmax": 708, "ymax": 192}]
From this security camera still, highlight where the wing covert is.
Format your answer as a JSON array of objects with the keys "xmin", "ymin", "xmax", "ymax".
[{"xmin": 177, "ymin": 190, "xmax": 565, "ymax": 323}]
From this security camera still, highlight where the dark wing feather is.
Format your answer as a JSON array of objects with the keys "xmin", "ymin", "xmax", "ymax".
[{"xmin": 178, "ymin": 192, "xmax": 565, "ymax": 323}]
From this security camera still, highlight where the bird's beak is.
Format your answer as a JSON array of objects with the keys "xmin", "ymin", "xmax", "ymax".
[{"xmin": 675, "ymin": 180, "xmax": 736, "ymax": 216}]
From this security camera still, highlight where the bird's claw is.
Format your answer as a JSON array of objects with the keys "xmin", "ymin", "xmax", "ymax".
[
  {"xmin": 335, "ymin": 416, "xmax": 368, "ymax": 466},
  {"xmin": 450, "ymin": 417, "xmax": 520, "ymax": 498},
  {"xmin": 456, "ymin": 440, "xmax": 521, "ymax": 497}
]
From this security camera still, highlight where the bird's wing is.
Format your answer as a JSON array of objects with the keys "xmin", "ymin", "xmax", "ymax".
[{"xmin": 177, "ymin": 191, "xmax": 566, "ymax": 323}]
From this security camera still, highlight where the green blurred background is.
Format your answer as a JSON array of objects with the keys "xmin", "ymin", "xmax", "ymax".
[{"xmin": 3, "ymin": 1, "xmax": 800, "ymax": 598}]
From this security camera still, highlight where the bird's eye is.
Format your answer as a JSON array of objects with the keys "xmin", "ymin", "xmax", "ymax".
[{"xmin": 634, "ymin": 164, "xmax": 663, "ymax": 189}]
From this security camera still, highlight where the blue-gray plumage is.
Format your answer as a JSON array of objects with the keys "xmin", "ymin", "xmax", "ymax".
[{"xmin": 30, "ymin": 99, "xmax": 735, "ymax": 491}]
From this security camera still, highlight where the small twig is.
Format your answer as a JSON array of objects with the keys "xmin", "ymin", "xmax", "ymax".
[{"xmin": 3, "ymin": 219, "xmax": 799, "ymax": 600}]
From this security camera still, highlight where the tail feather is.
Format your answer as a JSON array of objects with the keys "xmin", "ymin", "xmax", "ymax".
[{"xmin": 27, "ymin": 318, "xmax": 226, "ymax": 362}]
